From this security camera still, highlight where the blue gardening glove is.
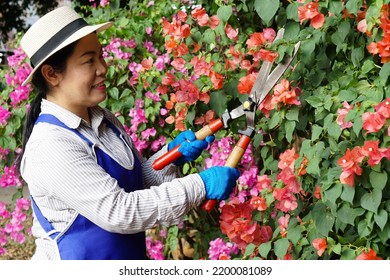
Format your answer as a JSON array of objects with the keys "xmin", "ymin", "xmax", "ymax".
[
  {"xmin": 168, "ymin": 130, "xmax": 215, "ymax": 165},
  {"xmin": 199, "ymin": 166, "xmax": 240, "ymax": 200}
]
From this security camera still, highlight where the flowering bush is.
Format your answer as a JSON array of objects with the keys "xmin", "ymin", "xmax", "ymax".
[{"xmin": 1, "ymin": 0, "xmax": 390, "ymax": 259}]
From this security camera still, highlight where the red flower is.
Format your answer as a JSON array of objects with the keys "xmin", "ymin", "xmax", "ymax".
[
  {"xmin": 298, "ymin": 2, "xmax": 325, "ymax": 29},
  {"xmin": 374, "ymin": 98, "xmax": 390, "ymax": 119},
  {"xmin": 361, "ymin": 140, "xmax": 386, "ymax": 166},
  {"xmin": 312, "ymin": 238, "xmax": 327, "ymax": 257},
  {"xmin": 338, "ymin": 147, "xmax": 364, "ymax": 187},
  {"xmin": 356, "ymin": 248, "xmax": 382, "ymax": 260},
  {"xmin": 249, "ymin": 196, "xmax": 267, "ymax": 211},
  {"xmin": 246, "ymin": 32, "xmax": 266, "ymax": 49},
  {"xmin": 220, "ymin": 201, "xmax": 271, "ymax": 249}
]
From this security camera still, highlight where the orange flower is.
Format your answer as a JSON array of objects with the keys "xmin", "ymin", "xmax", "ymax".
[
  {"xmin": 312, "ymin": 238, "xmax": 327, "ymax": 257},
  {"xmin": 237, "ymin": 72, "xmax": 257, "ymax": 94},
  {"xmin": 298, "ymin": 2, "xmax": 325, "ymax": 29},
  {"xmin": 356, "ymin": 248, "xmax": 382, "ymax": 260}
]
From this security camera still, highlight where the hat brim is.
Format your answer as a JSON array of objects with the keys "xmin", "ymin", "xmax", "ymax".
[{"xmin": 22, "ymin": 21, "xmax": 113, "ymax": 86}]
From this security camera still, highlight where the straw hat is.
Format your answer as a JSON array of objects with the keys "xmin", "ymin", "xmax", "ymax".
[{"xmin": 20, "ymin": 6, "xmax": 113, "ymax": 86}]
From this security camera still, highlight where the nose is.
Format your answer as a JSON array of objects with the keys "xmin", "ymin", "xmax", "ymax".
[{"xmin": 96, "ymin": 59, "xmax": 107, "ymax": 76}]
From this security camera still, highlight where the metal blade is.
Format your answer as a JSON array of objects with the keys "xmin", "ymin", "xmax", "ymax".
[
  {"xmin": 248, "ymin": 28, "xmax": 285, "ymax": 104},
  {"xmin": 255, "ymin": 41, "xmax": 301, "ymax": 106}
]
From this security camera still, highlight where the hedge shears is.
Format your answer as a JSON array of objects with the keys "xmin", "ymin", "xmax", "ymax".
[{"xmin": 152, "ymin": 28, "xmax": 300, "ymax": 212}]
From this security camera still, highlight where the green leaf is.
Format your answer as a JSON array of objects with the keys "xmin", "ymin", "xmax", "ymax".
[
  {"xmin": 361, "ymin": 59, "xmax": 375, "ymax": 74},
  {"xmin": 360, "ymin": 189, "xmax": 382, "ymax": 213},
  {"xmin": 340, "ymin": 185, "xmax": 355, "ymax": 204},
  {"xmin": 203, "ymin": 29, "xmax": 216, "ymax": 44},
  {"xmin": 313, "ymin": 203, "xmax": 335, "ymax": 235},
  {"xmin": 210, "ymin": 90, "xmax": 228, "ymax": 116},
  {"xmin": 340, "ymin": 248, "xmax": 357, "ymax": 260},
  {"xmin": 369, "ymin": 170, "xmax": 387, "ymax": 190},
  {"xmin": 331, "ymin": 21, "xmax": 351, "ymax": 50},
  {"xmin": 244, "ymin": 243, "xmax": 256, "ymax": 257},
  {"xmin": 217, "ymin": 5, "xmax": 232, "ymax": 22},
  {"xmin": 329, "ymin": 0, "xmax": 344, "ymax": 15},
  {"xmin": 337, "ymin": 203, "xmax": 364, "ymax": 225},
  {"xmin": 287, "ymin": 224, "xmax": 302, "ymax": 245},
  {"xmin": 286, "ymin": 106, "xmax": 299, "ymax": 121},
  {"xmin": 268, "ymin": 111, "xmax": 281, "ymax": 129},
  {"xmin": 339, "ymin": 89, "xmax": 357, "ymax": 101},
  {"xmin": 286, "ymin": 3, "xmax": 299, "ymax": 21},
  {"xmin": 379, "ymin": 62, "xmax": 390, "ymax": 85},
  {"xmin": 259, "ymin": 241, "xmax": 272, "ymax": 258},
  {"xmin": 374, "ymin": 209, "xmax": 388, "ymax": 231},
  {"xmin": 274, "ymin": 238, "xmax": 289, "ymax": 259},
  {"xmin": 254, "ymin": 0, "xmax": 280, "ymax": 25},
  {"xmin": 324, "ymin": 183, "xmax": 342, "ymax": 204},
  {"xmin": 284, "ymin": 21, "xmax": 300, "ymax": 41},
  {"xmin": 311, "ymin": 124, "xmax": 323, "ymax": 141},
  {"xmin": 352, "ymin": 47, "xmax": 364, "ymax": 67},
  {"xmin": 358, "ymin": 219, "xmax": 372, "ymax": 237},
  {"xmin": 345, "ymin": 0, "xmax": 364, "ymax": 15},
  {"xmin": 284, "ymin": 120, "xmax": 296, "ymax": 143}
]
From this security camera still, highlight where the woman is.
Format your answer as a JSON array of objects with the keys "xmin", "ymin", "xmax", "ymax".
[{"xmin": 18, "ymin": 6, "xmax": 240, "ymax": 260}]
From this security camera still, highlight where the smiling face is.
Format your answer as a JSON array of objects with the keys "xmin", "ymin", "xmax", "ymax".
[{"xmin": 45, "ymin": 32, "xmax": 108, "ymax": 121}]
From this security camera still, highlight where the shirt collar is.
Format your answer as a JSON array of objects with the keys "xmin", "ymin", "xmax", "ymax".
[{"xmin": 40, "ymin": 99, "xmax": 105, "ymax": 130}]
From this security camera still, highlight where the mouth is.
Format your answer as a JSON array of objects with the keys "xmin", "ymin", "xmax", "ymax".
[{"xmin": 92, "ymin": 80, "xmax": 106, "ymax": 89}]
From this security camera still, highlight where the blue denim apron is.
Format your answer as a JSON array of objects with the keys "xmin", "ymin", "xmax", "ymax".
[{"xmin": 30, "ymin": 114, "xmax": 146, "ymax": 260}]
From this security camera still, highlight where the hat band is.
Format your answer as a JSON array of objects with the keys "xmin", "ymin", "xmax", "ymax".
[{"xmin": 30, "ymin": 18, "xmax": 89, "ymax": 68}]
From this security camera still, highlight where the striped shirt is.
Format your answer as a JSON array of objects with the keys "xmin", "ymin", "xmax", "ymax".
[{"xmin": 20, "ymin": 99, "xmax": 206, "ymax": 259}]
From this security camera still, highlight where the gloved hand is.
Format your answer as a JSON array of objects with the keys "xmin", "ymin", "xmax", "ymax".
[
  {"xmin": 168, "ymin": 130, "xmax": 215, "ymax": 165},
  {"xmin": 199, "ymin": 166, "xmax": 240, "ymax": 200}
]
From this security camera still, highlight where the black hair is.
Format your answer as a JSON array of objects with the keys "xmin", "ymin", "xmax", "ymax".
[{"xmin": 16, "ymin": 42, "xmax": 77, "ymax": 170}]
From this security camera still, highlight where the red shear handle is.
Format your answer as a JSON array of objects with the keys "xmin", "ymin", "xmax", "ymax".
[
  {"xmin": 201, "ymin": 134, "xmax": 252, "ymax": 212},
  {"xmin": 152, "ymin": 119, "xmax": 224, "ymax": 170}
]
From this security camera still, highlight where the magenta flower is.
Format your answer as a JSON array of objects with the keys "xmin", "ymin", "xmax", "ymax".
[
  {"xmin": 0, "ymin": 106, "xmax": 11, "ymax": 126},
  {"xmin": 208, "ymin": 238, "xmax": 239, "ymax": 260},
  {"xmin": 146, "ymin": 236, "xmax": 165, "ymax": 260}
]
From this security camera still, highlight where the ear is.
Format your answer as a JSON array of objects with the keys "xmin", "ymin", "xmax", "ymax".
[{"xmin": 41, "ymin": 65, "xmax": 61, "ymax": 86}]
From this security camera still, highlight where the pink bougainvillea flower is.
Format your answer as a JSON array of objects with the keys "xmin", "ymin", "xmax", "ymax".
[
  {"xmin": 209, "ymin": 15, "xmax": 220, "ymax": 30},
  {"xmin": 336, "ymin": 101, "xmax": 354, "ymax": 129},
  {"xmin": 225, "ymin": 23, "xmax": 239, "ymax": 40},
  {"xmin": 278, "ymin": 147, "xmax": 298, "ymax": 171},
  {"xmin": 312, "ymin": 238, "xmax": 327, "ymax": 257},
  {"xmin": 0, "ymin": 106, "xmax": 11, "ymax": 126},
  {"xmin": 272, "ymin": 79, "xmax": 301, "ymax": 106},
  {"xmin": 356, "ymin": 248, "xmax": 382, "ymax": 260},
  {"xmin": 374, "ymin": 98, "xmax": 390, "ymax": 118},
  {"xmin": 256, "ymin": 175, "xmax": 273, "ymax": 192},
  {"xmin": 362, "ymin": 111, "xmax": 386, "ymax": 133},
  {"xmin": 357, "ymin": 19, "xmax": 367, "ymax": 33},
  {"xmin": 191, "ymin": 7, "xmax": 209, "ymax": 27}
]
